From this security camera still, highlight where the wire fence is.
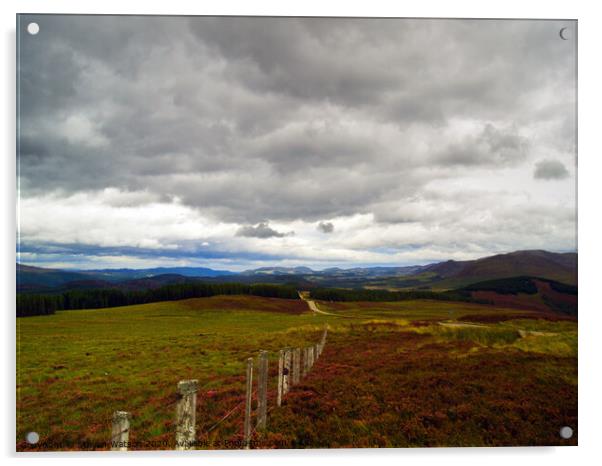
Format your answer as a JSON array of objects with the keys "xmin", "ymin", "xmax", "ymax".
[{"xmin": 110, "ymin": 325, "xmax": 328, "ymax": 451}]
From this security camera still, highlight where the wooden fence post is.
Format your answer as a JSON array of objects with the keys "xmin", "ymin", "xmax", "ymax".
[
  {"xmin": 306, "ymin": 347, "xmax": 311, "ymax": 372},
  {"xmin": 277, "ymin": 349, "xmax": 284, "ymax": 407},
  {"xmin": 302, "ymin": 347, "xmax": 308, "ymax": 378},
  {"xmin": 308, "ymin": 346, "xmax": 314, "ymax": 369},
  {"xmin": 256, "ymin": 351, "xmax": 268, "ymax": 430},
  {"xmin": 244, "ymin": 357, "xmax": 253, "ymax": 449},
  {"xmin": 111, "ymin": 411, "xmax": 131, "ymax": 451},
  {"xmin": 176, "ymin": 379, "xmax": 198, "ymax": 450},
  {"xmin": 292, "ymin": 348, "xmax": 301, "ymax": 385},
  {"xmin": 283, "ymin": 349, "xmax": 291, "ymax": 396},
  {"xmin": 315, "ymin": 343, "xmax": 320, "ymax": 361},
  {"xmin": 319, "ymin": 326, "xmax": 327, "ymax": 356}
]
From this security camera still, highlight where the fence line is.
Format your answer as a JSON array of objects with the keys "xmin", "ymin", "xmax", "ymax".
[
  {"xmin": 205, "ymin": 397, "xmax": 246, "ymax": 434},
  {"xmin": 111, "ymin": 324, "xmax": 329, "ymax": 451}
]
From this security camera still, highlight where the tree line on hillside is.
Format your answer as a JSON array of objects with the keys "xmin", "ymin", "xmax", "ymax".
[
  {"xmin": 16, "ymin": 282, "xmax": 300, "ymax": 317},
  {"xmin": 462, "ymin": 276, "xmax": 539, "ymax": 295},
  {"xmin": 309, "ymin": 287, "xmax": 489, "ymax": 303},
  {"xmin": 461, "ymin": 276, "xmax": 578, "ymax": 296}
]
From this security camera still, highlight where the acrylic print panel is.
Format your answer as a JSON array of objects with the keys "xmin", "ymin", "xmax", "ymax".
[{"xmin": 16, "ymin": 15, "xmax": 577, "ymax": 451}]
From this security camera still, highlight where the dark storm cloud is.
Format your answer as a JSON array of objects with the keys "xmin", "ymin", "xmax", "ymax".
[
  {"xmin": 19, "ymin": 17, "xmax": 574, "ymax": 215},
  {"xmin": 236, "ymin": 222, "xmax": 292, "ymax": 239},
  {"xmin": 186, "ymin": 18, "xmax": 572, "ymax": 119},
  {"xmin": 534, "ymin": 159, "xmax": 570, "ymax": 180}
]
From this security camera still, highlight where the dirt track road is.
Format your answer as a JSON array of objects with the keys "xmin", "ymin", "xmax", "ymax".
[{"xmin": 298, "ymin": 292, "xmax": 341, "ymax": 316}]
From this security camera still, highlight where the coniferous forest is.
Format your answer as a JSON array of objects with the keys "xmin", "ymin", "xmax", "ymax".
[{"xmin": 16, "ymin": 282, "xmax": 300, "ymax": 317}]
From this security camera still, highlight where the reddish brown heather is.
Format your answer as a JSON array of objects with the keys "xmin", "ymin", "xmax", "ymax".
[
  {"xmin": 458, "ymin": 312, "xmax": 576, "ymax": 324},
  {"xmin": 261, "ymin": 327, "xmax": 577, "ymax": 448}
]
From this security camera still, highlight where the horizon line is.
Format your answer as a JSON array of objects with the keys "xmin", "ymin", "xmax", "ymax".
[{"xmin": 16, "ymin": 248, "xmax": 578, "ymax": 273}]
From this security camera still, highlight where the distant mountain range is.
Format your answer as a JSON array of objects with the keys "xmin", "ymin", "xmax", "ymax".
[{"xmin": 17, "ymin": 249, "xmax": 577, "ymax": 294}]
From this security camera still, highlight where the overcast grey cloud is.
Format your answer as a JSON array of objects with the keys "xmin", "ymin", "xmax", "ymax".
[
  {"xmin": 534, "ymin": 159, "xmax": 571, "ymax": 180},
  {"xmin": 317, "ymin": 222, "xmax": 335, "ymax": 234},
  {"xmin": 236, "ymin": 222, "xmax": 292, "ymax": 239},
  {"xmin": 17, "ymin": 15, "xmax": 577, "ymax": 269}
]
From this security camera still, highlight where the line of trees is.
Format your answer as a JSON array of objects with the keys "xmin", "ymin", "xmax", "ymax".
[
  {"xmin": 461, "ymin": 276, "xmax": 539, "ymax": 295},
  {"xmin": 17, "ymin": 282, "xmax": 300, "ymax": 317},
  {"xmin": 308, "ymin": 287, "xmax": 487, "ymax": 303},
  {"xmin": 460, "ymin": 276, "xmax": 578, "ymax": 296},
  {"xmin": 16, "ymin": 294, "xmax": 64, "ymax": 317}
]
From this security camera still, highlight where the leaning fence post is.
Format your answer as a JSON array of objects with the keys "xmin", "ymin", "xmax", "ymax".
[
  {"xmin": 111, "ymin": 411, "xmax": 131, "ymax": 451},
  {"xmin": 292, "ymin": 348, "xmax": 301, "ymax": 385},
  {"xmin": 320, "ymin": 327, "xmax": 327, "ymax": 356},
  {"xmin": 176, "ymin": 379, "xmax": 198, "ymax": 450},
  {"xmin": 256, "ymin": 351, "xmax": 268, "ymax": 430},
  {"xmin": 283, "ymin": 349, "xmax": 291, "ymax": 395},
  {"xmin": 244, "ymin": 357, "xmax": 253, "ymax": 449}
]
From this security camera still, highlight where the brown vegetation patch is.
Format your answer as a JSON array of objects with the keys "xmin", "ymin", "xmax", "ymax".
[
  {"xmin": 470, "ymin": 291, "xmax": 547, "ymax": 312},
  {"xmin": 459, "ymin": 313, "xmax": 576, "ymax": 324},
  {"xmin": 180, "ymin": 295, "xmax": 308, "ymax": 314}
]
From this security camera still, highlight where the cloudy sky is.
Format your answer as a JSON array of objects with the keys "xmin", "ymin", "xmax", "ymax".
[{"xmin": 17, "ymin": 15, "xmax": 577, "ymax": 271}]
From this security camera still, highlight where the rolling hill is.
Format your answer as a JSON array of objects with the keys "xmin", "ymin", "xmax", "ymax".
[
  {"xmin": 16, "ymin": 264, "xmax": 235, "ymax": 292},
  {"xmin": 16, "ymin": 264, "xmax": 97, "ymax": 292},
  {"xmin": 423, "ymin": 250, "xmax": 577, "ymax": 288},
  {"xmin": 17, "ymin": 249, "xmax": 577, "ymax": 294}
]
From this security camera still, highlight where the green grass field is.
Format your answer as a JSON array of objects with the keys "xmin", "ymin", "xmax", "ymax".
[{"xmin": 16, "ymin": 295, "xmax": 577, "ymax": 450}]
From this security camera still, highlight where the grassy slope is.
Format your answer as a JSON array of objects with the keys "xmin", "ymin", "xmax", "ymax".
[
  {"xmin": 17, "ymin": 296, "xmax": 329, "ymax": 450},
  {"xmin": 17, "ymin": 295, "xmax": 576, "ymax": 450}
]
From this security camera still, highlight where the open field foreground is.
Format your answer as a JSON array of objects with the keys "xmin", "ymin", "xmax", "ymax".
[{"xmin": 17, "ymin": 295, "xmax": 577, "ymax": 450}]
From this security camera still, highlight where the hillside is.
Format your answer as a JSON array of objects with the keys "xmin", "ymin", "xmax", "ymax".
[
  {"xmin": 16, "ymin": 264, "xmax": 235, "ymax": 292},
  {"xmin": 16, "ymin": 264, "xmax": 94, "ymax": 291},
  {"xmin": 458, "ymin": 276, "xmax": 577, "ymax": 317},
  {"xmin": 423, "ymin": 250, "xmax": 577, "ymax": 288}
]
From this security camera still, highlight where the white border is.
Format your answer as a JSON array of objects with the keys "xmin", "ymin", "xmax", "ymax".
[{"xmin": 3, "ymin": 1, "xmax": 601, "ymax": 465}]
